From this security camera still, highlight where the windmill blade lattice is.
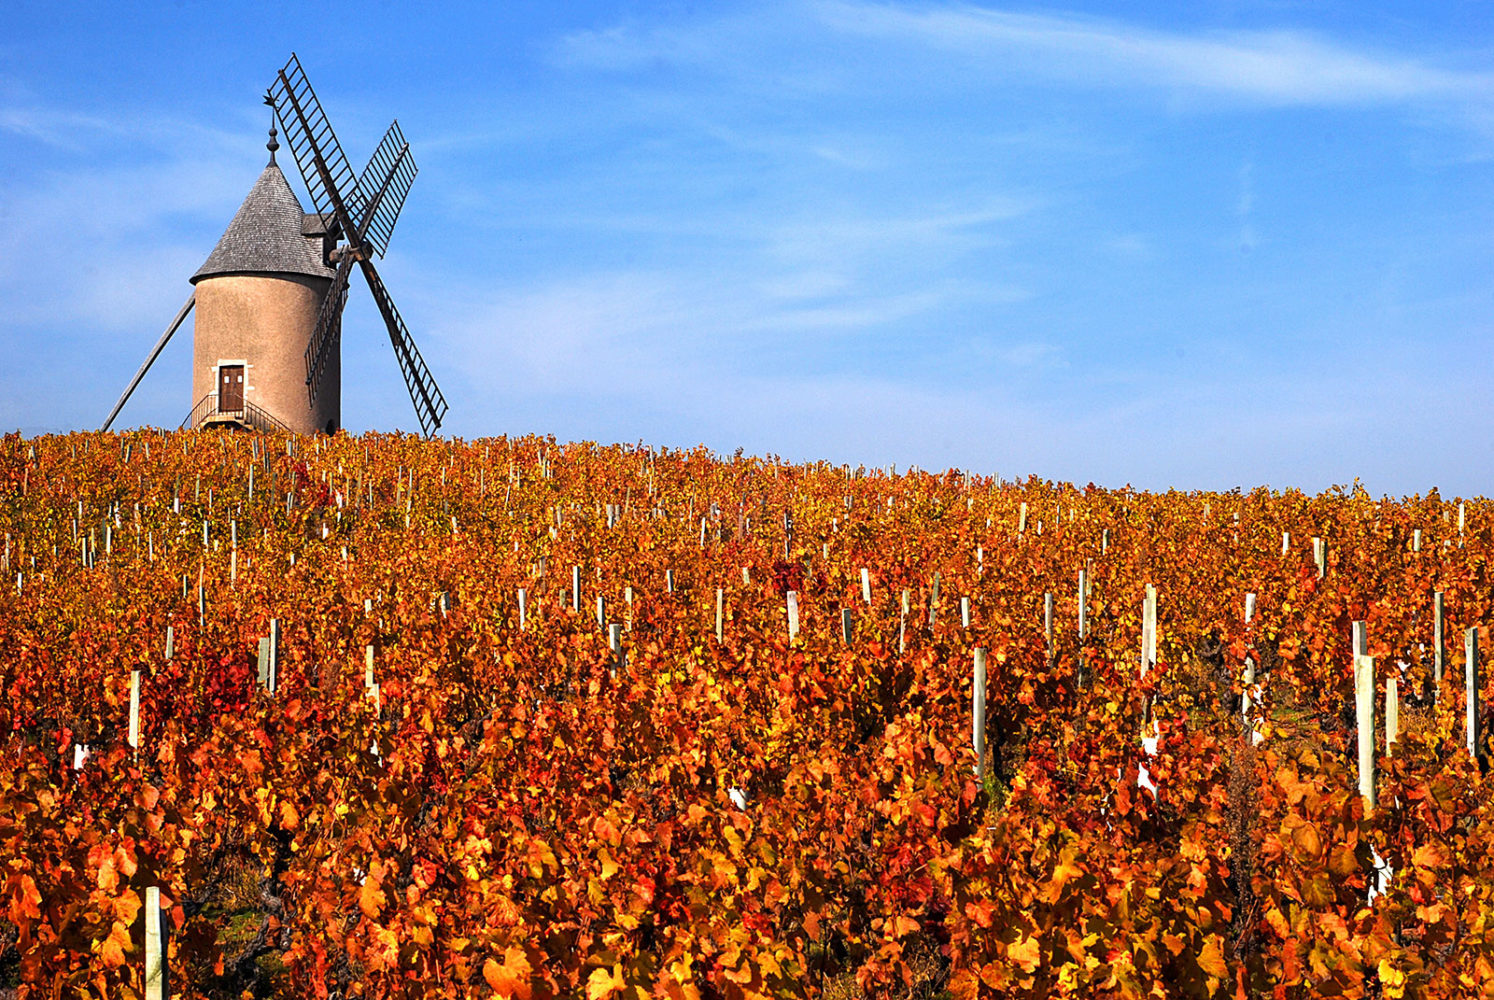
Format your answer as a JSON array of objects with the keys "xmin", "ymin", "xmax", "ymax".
[
  {"xmin": 359, "ymin": 257, "xmax": 447, "ymax": 437},
  {"xmin": 268, "ymin": 54, "xmax": 366, "ymax": 245},
  {"xmin": 356, "ymin": 121, "xmax": 418, "ymax": 259},
  {"xmin": 304, "ymin": 254, "xmax": 355, "ymax": 399}
]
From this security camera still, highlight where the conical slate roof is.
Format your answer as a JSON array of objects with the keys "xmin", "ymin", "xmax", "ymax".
[{"xmin": 191, "ymin": 160, "xmax": 336, "ymax": 284}]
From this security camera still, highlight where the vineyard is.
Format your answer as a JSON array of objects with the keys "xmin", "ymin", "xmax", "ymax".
[{"xmin": 2, "ymin": 429, "xmax": 1493, "ymax": 999}]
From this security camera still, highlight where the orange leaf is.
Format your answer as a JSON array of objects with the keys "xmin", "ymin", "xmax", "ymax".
[
  {"xmin": 359, "ymin": 878, "xmax": 385, "ymax": 919},
  {"xmin": 1009, "ymin": 934, "xmax": 1041, "ymax": 974},
  {"xmin": 484, "ymin": 948, "xmax": 534, "ymax": 999},
  {"xmin": 98, "ymin": 921, "xmax": 131, "ymax": 969}
]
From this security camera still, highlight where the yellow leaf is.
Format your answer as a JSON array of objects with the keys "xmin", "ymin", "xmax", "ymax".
[
  {"xmin": 99, "ymin": 921, "xmax": 131, "ymax": 969},
  {"xmin": 359, "ymin": 878, "xmax": 384, "ymax": 919},
  {"xmin": 587, "ymin": 965, "xmax": 624, "ymax": 999},
  {"xmin": 1412, "ymin": 843, "xmax": 1446, "ymax": 869},
  {"xmin": 1197, "ymin": 936, "xmax": 1228, "ymax": 980},
  {"xmin": 279, "ymin": 799, "xmax": 300, "ymax": 831},
  {"xmin": 1009, "ymin": 934, "xmax": 1042, "ymax": 974},
  {"xmin": 114, "ymin": 889, "xmax": 141, "ymax": 926}
]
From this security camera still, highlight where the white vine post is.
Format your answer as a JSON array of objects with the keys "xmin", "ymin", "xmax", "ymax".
[
  {"xmin": 899, "ymin": 590, "xmax": 910, "ymax": 655},
  {"xmin": 1242, "ymin": 593, "xmax": 1257, "ymax": 721},
  {"xmin": 1313, "ymin": 537, "xmax": 1325, "ymax": 578},
  {"xmin": 715, "ymin": 589, "xmax": 724, "ymax": 643},
  {"xmin": 365, "ymin": 645, "xmax": 375, "ymax": 690},
  {"xmin": 165, "ymin": 625, "xmax": 174, "ymax": 662},
  {"xmin": 860, "ymin": 568, "xmax": 872, "ymax": 605},
  {"xmin": 1352, "ymin": 620, "xmax": 1368, "ymax": 659},
  {"xmin": 143, "ymin": 885, "xmax": 167, "ymax": 1000},
  {"xmin": 961, "ymin": 597, "xmax": 971, "ymax": 629},
  {"xmin": 572, "ymin": 566, "xmax": 581, "ymax": 612},
  {"xmin": 1467, "ymin": 627, "xmax": 1481, "ymax": 763},
  {"xmin": 128, "ymin": 670, "xmax": 141, "ymax": 754},
  {"xmin": 929, "ymin": 573, "xmax": 941, "ymax": 627},
  {"xmin": 1386, "ymin": 678, "xmax": 1399, "ymax": 755},
  {"xmin": 1433, "ymin": 592, "xmax": 1445, "ymax": 703},
  {"xmin": 1354, "ymin": 653, "xmax": 1375, "ymax": 810},
  {"xmin": 841, "ymin": 608, "xmax": 853, "ymax": 645},
  {"xmin": 786, "ymin": 591, "xmax": 800, "ymax": 641},
  {"xmin": 973, "ymin": 647, "xmax": 988, "ymax": 784},
  {"xmin": 1077, "ymin": 571, "xmax": 1088, "ymax": 641},
  {"xmin": 268, "ymin": 619, "xmax": 280, "ymax": 694},
  {"xmin": 609, "ymin": 624, "xmax": 623, "ymax": 679},
  {"xmin": 596, "ymin": 595, "xmax": 606, "ymax": 630},
  {"xmin": 518, "ymin": 588, "xmax": 527, "ymax": 631},
  {"xmin": 1018, "ymin": 503, "xmax": 1027, "ymax": 534},
  {"xmin": 1140, "ymin": 585, "xmax": 1157, "ymax": 679},
  {"xmin": 1044, "ymin": 592, "xmax": 1054, "ymax": 661},
  {"xmin": 666, "ymin": 568, "xmax": 674, "ymax": 594}
]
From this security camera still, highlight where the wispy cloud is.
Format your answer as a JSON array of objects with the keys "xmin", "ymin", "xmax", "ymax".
[{"xmin": 821, "ymin": 2, "xmax": 1494, "ymax": 108}]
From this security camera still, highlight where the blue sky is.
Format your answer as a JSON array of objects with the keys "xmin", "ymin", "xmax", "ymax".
[{"xmin": 2, "ymin": 1, "xmax": 1491, "ymax": 494}]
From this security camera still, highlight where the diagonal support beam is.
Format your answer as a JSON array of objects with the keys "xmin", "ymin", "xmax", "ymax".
[{"xmin": 102, "ymin": 292, "xmax": 195, "ymax": 431}]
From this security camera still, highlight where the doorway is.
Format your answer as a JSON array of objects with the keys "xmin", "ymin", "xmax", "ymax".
[{"xmin": 218, "ymin": 365, "xmax": 244, "ymax": 412}]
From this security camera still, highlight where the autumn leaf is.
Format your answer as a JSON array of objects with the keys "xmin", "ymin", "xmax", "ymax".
[
  {"xmin": 359, "ymin": 877, "xmax": 385, "ymax": 918},
  {"xmin": 1008, "ymin": 934, "xmax": 1042, "ymax": 974},
  {"xmin": 98, "ymin": 921, "xmax": 131, "ymax": 968},
  {"xmin": 587, "ymin": 965, "xmax": 625, "ymax": 999}
]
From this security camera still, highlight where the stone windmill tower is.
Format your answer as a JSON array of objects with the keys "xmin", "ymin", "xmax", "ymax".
[{"xmin": 104, "ymin": 54, "xmax": 448, "ymax": 437}]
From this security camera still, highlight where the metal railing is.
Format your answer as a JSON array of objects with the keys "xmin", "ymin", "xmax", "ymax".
[{"xmin": 181, "ymin": 394, "xmax": 292, "ymax": 434}]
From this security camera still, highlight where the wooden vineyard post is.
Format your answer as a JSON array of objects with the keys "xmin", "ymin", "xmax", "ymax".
[
  {"xmin": 518, "ymin": 589, "xmax": 527, "ymax": 631},
  {"xmin": 572, "ymin": 566, "xmax": 581, "ymax": 613},
  {"xmin": 128, "ymin": 670, "xmax": 141, "ymax": 755},
  {"xmin": 1354, "ymin": 653, "xmax": 1375, "ymax": 811},
  {"xmin": 596, "ymin": 595, "xmax": 606, "ymax": 630},
  {"xmin": 268, "ymin": 619, "xmax": 280, "ymax": 694},
  {"xmin": 365, "ymin": 645, "xmax": 376, "ymax": 690},
  {"xmin": 1467, "ymin": 627, "xmax": 1481, "ymax": 764},
  {"xmin": 1313, "ymin": 537, "xmax": 1325, "ymax": 579},
  {"xmin": 841, "ymin": 608, "xmax": 853, "ymax": 645},
  {"xmin": 899, "ymin": 590, "xmax": 909, "ymax": 655},
  {"xmin": 1018, "ymin": 503, "xmax": 1027, "ymax": 535},
  {"xmin": 715, "ymin": 589, "xmax": 724, "ymax": 643},
  {"xmin": 1434, "ymin": 591, "xmax": 1445, "ymax": 703},
  {"xmin": 1282, "ymin": 531, "xmax": 1289, "ymax": 556},
  {"xmin": 666, "ymin": 569, "xmax": 674, "ymax": 594},
  {"xmin": 786, "ymin": 591, "xmax": 800, "ymax": 641},
  {"xmin": 1044, "ymin": 592, "xmax": 1054, "ymax": 661},
  {"xmin": 258, "ymin": 638, "xmax": 271, "ymax": 689},
  {"xmin": 143, "ymin": 885, "xmax": 167, "ymax": 1000},
  {"xmin": 929, "ymin": 573, "xmax": 940, "ymax": 627},
  {"xmin": 609, "ymin": 624, "xmax": 623, "ymax": 679},
  {"xmin": 1101, "ymin": 528, "xmax": 1109, "ymax": 554},
  {"xmin": 1386, "ymin": 678, "xmax": 1399, "ymax": 755},
  {"xmin": 1413, "ymin": 528, "xmax": 1421, "ymax": 553},
  {"xmin": 961, "ymin": 597, "xmax": 970, "ymax": 629},
  {"xmin": 165, "ymin": 625, "xmax": 174, "ymax": 662},
  {"xmin": 1140, "ymin": 585, "xmax": 1157, "ymax": 679},
  {"xmin": 860, "ymin": 568, "xmax": 872, "ymax": 605},
  {"xmin": 1077, "ymin": 570, "xmax": 1088, "ymax": 685},
  {"xmin": 1352, "ymin": 619, "xmax": 1367, "ymax": 661},
  {"xmin": 973, "ymin": 647, "xmax": 987, "ymax": 785},
  {"xmin": 1242, "ymin": 593, "xmax": 1258, "ymax": 722}
]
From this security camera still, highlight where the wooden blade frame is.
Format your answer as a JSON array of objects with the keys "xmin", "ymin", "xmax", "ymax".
[{"xmin": 270, "ymin": 54, "xmax": 442, "ymax": 433}]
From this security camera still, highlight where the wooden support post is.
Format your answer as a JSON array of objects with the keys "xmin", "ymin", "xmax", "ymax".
[
  {"xmin": 1355, "ymin": 653, "xmax": 1375, "ymax": 811},
  {"xmin": 899, "ymin": 589, "xmax": 909, "ymax": 655},
  {"xmin": 666, "ymin": 568, "xmax": 674, "ymax": 594},
  {"xmin": 1434, "ymin": 591, "xmax": 1445, "ymax": 702},
  {"xmin": 128, "ymin": 670, "xmax": 141, "ymax": 752},
  {"xmin": 961, "ymin": 596, "xmax": 971, "ymax": 629},
  {"xmin": 609, "ymin": 624, "xmax": 623, "ymax": 679},
  {"xmin": 1313, "ymin": 537, "xmax": 1325, "ymax": 578},
  {"xmin": 928, "ymin": 572, "xmax": 940, "ymax": 627},
  {"xmin": 572, "ymin": 566, "xmax": 581, "ymax": 612},
  {"xmin": 596, "ymin": 595, "xmax": 606, "ymax": 629},
  {"xmin": 165, "ymin": 625, "xmax": 174, "ymax": 662},
  {"xmin": 518, "ymin": 588, "xmax": 527, "ymax": 631},
  {"xmin": 786, "ymin": 591, "xmax": 800, "ymax": 641},
  {"xmin": 1140, "ymin": 584, "xmax": 1157, "ymax": 678},
  {"xmin": 1101, "ymin": 528, "xmax": 1109, "ymax": 554},
  {"xmin": 1044, "ymin": 592, "xmax": 1054, "ymax": 660},
  {"xmin": 258, "ymin": 638, "xmax": 271, "ymax": 689},
  {"xmin": 268, "ymin": 619, "xmax": 279, "ymax": 694},
  {"xmin": 1352, "ymin": 620, "xmax": 1367, "ymax": 658},
  {"xmin": 861, "ymin": 568, "xmax": 872, "ymax": 605},
  {"xmin": 1018, "ymin": 503, "xmax": 1027, "ymax": 534},
  {"xmin": 1413, "ymin": 528, "xmax": 1421, "ymax": 553},
  {"xmin": 1467, "ymin": 627, "xmax": 1481, "ymax": 764},
  {"xmin": 1282, "ymin": 531, "xmax": 1289, "ymax": 555},
  {"xmin": 973, "ymin": 648, "xmax": 987, "ymax": 785},
  {"xmin": 1077, "ymin": 571, "xmax": 1087, "ymax": 640},
  {"xmin": 143, "ymin": 885, "xmax": 167, "ymax": 1000},
  {"xmin": 365, "ymin": 645, "xmax": 375, "ymax": 690},
  {"xmin": 716, "ymin": 589, "xmax": 724, "ymax": 642},
  {"xmin": 841, "ymin": 608, "xmax": 853, "ymax": 644},
  {"xmin": 1386, "ymin": 677, "xmax": 1399, "ymax": 755}
]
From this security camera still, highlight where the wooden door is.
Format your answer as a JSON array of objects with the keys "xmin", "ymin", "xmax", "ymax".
[{"xmin": 218, "ymin": 365, "xmax": 244, "ymax": 411}]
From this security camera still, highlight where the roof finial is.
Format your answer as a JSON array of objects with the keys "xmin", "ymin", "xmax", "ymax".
[{"xmin": 263, "ymin": 92, "xmax": 279, "ymax": 165}]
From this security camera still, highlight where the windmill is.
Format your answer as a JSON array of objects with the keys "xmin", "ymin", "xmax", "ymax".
[{"xmin": 102, "ymin": 53, "xmax": 448, "ymax": 436}]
